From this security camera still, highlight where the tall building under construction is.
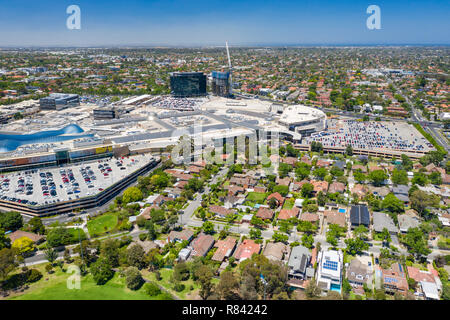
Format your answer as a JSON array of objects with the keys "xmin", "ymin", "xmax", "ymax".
[{"xmin": 211, "ymin": 71, "xmax": 231, "ymax": 97}]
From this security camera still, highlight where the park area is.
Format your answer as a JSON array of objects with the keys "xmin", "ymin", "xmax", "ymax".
[
  {"xmin": 87, "ymin": 214, "xmax": 119, "ymax": 237},
  {"xmin": 7, "ymin": 263, "xmax": 173, "ymax": 300}
]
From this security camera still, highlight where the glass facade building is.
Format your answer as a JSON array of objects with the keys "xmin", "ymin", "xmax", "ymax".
[
  {"xmin": 170, "ymin": 72, "xmax": 207, "ymax": 97},
  {"xmin": 211, "ymin": 71, "xmax": 231, "ymax": 97}
]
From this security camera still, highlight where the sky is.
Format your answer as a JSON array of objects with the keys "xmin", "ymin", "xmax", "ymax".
[{"xmin": 0, "ymin": 0, "xmax": 449, "ymax": 47}]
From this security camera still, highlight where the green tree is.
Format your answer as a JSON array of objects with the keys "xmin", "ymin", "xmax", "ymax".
[
  {"xmin": 410, "ymin": 190, "xmax": 440, "ymax": 216},
  {"xmin": 411, "ymin": 172, "xmax": 428, "ymax": 186},
  {"xmin": 0, "ymin": 248, "xmax": 17, "ymax": 282},
  {"xmin": 90, "ymin": 257, "xmax": 114, "ymax": 285},
  {"xmin": 44, "ymin": 246, "xmax": 58, "ymax": 265},
  {"xmin": 402, "ymin": 227, "xmax": 431, "ymax": 259},
  {"xmin": 305, "ymin": 279, "xmax": 322, "ymax": 299},
  {"xmin": 345, "ymin": 237, "xmax": 369, "ymax": 255},
  {"xmin": 27, "ymin": 217, "xmax": 45, "ymax": 235},
  {"xmin": 382, "ymin": 193, "xmax": 405, "ymax": 213},
  {"xmin": 272, "ymin": 232, "xmax": 289, "ymax": 243},
  {"xmin": 313, "ymin": 167, "xmax": 328, "ymax": 180},
  {"xmin": 196, "ymin": 265, "xmax": 215, "ymax": 300},
  {"xmin": 126, "ymin": 244, "xmax": 147, "ymax": 269},
  {"xmin": 391, "ymin": 169, "xmax": 408, "ymax": 185},
  {"xmin": 202, "ymin": 221, "xmax": 215, "ymax": 235},
  {"xmin": 0, "ymin": 211, "xmax": 23, "ymax": 232},
  {"xmin": 122, "ymin": 187, "xmax": 143, "ymax": 204},
  {"xmin": 124, "ymin": 266, "xmax": 143, "ymax": 290},
  {"xmin": 301, "ymin": 183, "xmax": 314, "ymax": 198},
  {"xmin": 143, "ymin": 281, "xmax": 161, "ymax": 296},
  {"xmin": 0, "ymin": 230, "xmax": 11, "ymax": 250},
  {"xmin": 353, "ymin": 170, "xmax": 366, "ymax": 183},
  {"xmin": 46, "ymin": 227, "xmax": 72, "ymax": 247},
  {"xmin": 217, "ymin": 270, "xmax": 239, "ymax": 299},
  {"xmin": 100, "ymin": 239, "xmax": 120, "ymax": 267},
  {"xmin": 369, "ymin": 170, "xmax": 387, "ymax": 186},
  {"xmin": 301, "ymin": 233, "xmax": 314, "ymax": 249}
]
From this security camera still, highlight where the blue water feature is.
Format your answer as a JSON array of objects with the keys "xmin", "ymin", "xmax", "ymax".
[
  {"xmin": 338, "ymin": 208, "xmax": 346, "ymax": 214},
  {"xmin": 0, "ymin": 124, "xmax": 93, "ymax": 152}
]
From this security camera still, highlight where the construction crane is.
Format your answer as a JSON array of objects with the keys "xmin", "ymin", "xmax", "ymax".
[{"xmin": 225, "ymin": 41, "xmax": 233, "ymax": 96}]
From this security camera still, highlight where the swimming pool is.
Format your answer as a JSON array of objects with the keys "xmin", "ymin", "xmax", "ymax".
[
  {"xmin": 338, "ymin": 208, "xmax": 346, "ymax": 214},
  {"xmin": 0, "ymin": 124, "xmax": 93, "ymax": 152}
]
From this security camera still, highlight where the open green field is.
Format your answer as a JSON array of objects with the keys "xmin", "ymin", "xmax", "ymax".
[
  {"xmin": 143, "ymin": 268, "xmax": 219, "ymax": 300},
  {"xmin": 8, "ymin": 264, "xmax": 172, "ymax": 300},
  {"xmin": 87, "ymin": 214, "xmax": 118, "ymax": 236},
  {"xmin": 246, "ymin": 192, "xmax": 267, "ymax": 203}
]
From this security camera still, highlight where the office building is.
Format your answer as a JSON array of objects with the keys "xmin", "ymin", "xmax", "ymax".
[
  {"xmin": 169, "ymin": 72, "xmax": 207, "ymax": 97},
  {"xmin": 40, "ymin": 93, "xmax": 80, "ymax": 110},
  {"xmin": 211, "ymin": 71, "xmax": 231, "ymax": 97}
]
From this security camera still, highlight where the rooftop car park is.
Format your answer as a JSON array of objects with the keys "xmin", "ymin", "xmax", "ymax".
[{"xmin": 0, "ymin": 154, "xmax": 160, "ymax": 216}]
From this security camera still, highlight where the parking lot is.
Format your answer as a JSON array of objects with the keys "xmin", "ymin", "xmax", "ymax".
[
  {"xmin": 0, "ymin": 154, "xmax": 150, "ymax": 206},
  {"xmin": 307, "ymin": 120, "xmax": 434, "ymax": 152}
]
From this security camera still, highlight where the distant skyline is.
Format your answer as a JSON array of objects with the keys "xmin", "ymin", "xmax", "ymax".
[{"xmin": 0, "ymin": 0, "xmax": 449, "ymax": 47}]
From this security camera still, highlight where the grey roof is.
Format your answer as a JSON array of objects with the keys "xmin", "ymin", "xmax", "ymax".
[
  {"xmin": 350, "ymin": 204, "xmax": 370, "ymax": 226},
  {"xmin": 288, "ymin": 245, "xmax": 311, "ymax": 274},
  {"xmin": 395, "ymin": 194, "xmax": 410, "ymax": 202},
  {"xmin": 373, "ymin": 212, "xmax": 398, "ymax": 234},
  {"xmin": 398, "ymin": 214, "xmax": 420, "ymax": 232},
  {"xmin": 392, "ymin": 184, "xmax": 410, "ymax": 195}
]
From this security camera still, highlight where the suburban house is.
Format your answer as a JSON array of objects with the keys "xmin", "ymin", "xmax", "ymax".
[
  {"xmin": 266, "ymin": 192, "xmax": 285, "ymax": 207},
  {"xmin": 346, "ymin": 258, "xmax": 371, "ymax": 288},
  {"xmin": 311, "ymin": 180, "xmax": 329, "ymax": 194},
  {"xmin": 223, "ymin": 195, "xmax": 246, "ymax": 209},
  {"xmin": 278, "ymin": 208, "xmax": 300, "ymax": 220},
  {"xmin": 352, "ymin": 164, "xmax": 367, "ymax": 173},
  {"xmin": 167, "ymin": 229, "xmax": 194, "ymax": 243},
  {"xmin": 369, "ymin": 186, "xmax": 390, "ymax": 199},
  {"xmin": 373, "ymin": 212, "xmax": 398, "ymax": 234},
  {"xmin": 407, "ymin": 266, "xmax": 442, "ymax": 300},
  {"xmin": 381, "ymin": 263, "xmax": 409, "ymax": 295},
  {"xmin": 212, "ymin": 237, "xmax": 237, "ymax": 262},
  {"xmin": 328, "ymin": 182, "xmax": 346, "ymax": 194},
  {"xmin": 300, "ymin": 212, "xmax": 320, "ymax": 223},
  {"xmin": 233, "ymin": 239, "xmax": 261, "ymax": 262},
  {"xmin": 263, "ymin": 242, "xmax": 290, "ymax": 261},
  {"xmin": 392, "ymin": 185, "xmax": 410, "ymax": 204},
  {"xmin": 324, "ymin": 211, "xmax": 347, "ymax": 228},
  {"xmin": 349, "ymin": 204, "xmax": 370, "ymax": 229},
  {"xmin": 276, "ymin": 177, "xmax": 291, "ymax": 187},
  {"xmin": 256, "ymin": 207, "xmax": 275, "ymax": 220},
  {"xmin": 351, "ymin": 184, "xmax": 369, "ymax": 197},
  {"xmin": 288, "ymin": 245, "xmax": 314, "ymax": 280},
  {"xmin": 190, "ymin": 233, "xmax": 215, "ymax": 257},
  {"xmin": 316, "ymin": 250, "xmax": 343, "ymax": 292},
  {"xmin": 209, "ymin": 205, "xmax": 236, "ymax": 218},
  {"xmin": 398, "ymin": 214, "xmax": 420, "ymax": 233}
]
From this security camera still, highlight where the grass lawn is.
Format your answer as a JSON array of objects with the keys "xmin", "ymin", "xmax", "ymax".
[
  {"xmin": 8, "ymin": 264, "xmax": 171, "ymax": 300},
  {"xmin": 142, "ymin": 268, "xmax": 220, "ymax": 300},
  {"xmin": 246, "ymin": 192, "xmax": 267, "ymax": 204},
  {"xmin": 87, "ymin": 214, "xmax": 118, "ymax": 236},
  {"xmin": 282, "ymin": 199, "xmax": 295, "ymax": 209},
  {"xmin": 67, "ymin": 228, "xmax": 87, "ymax": 240}
]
